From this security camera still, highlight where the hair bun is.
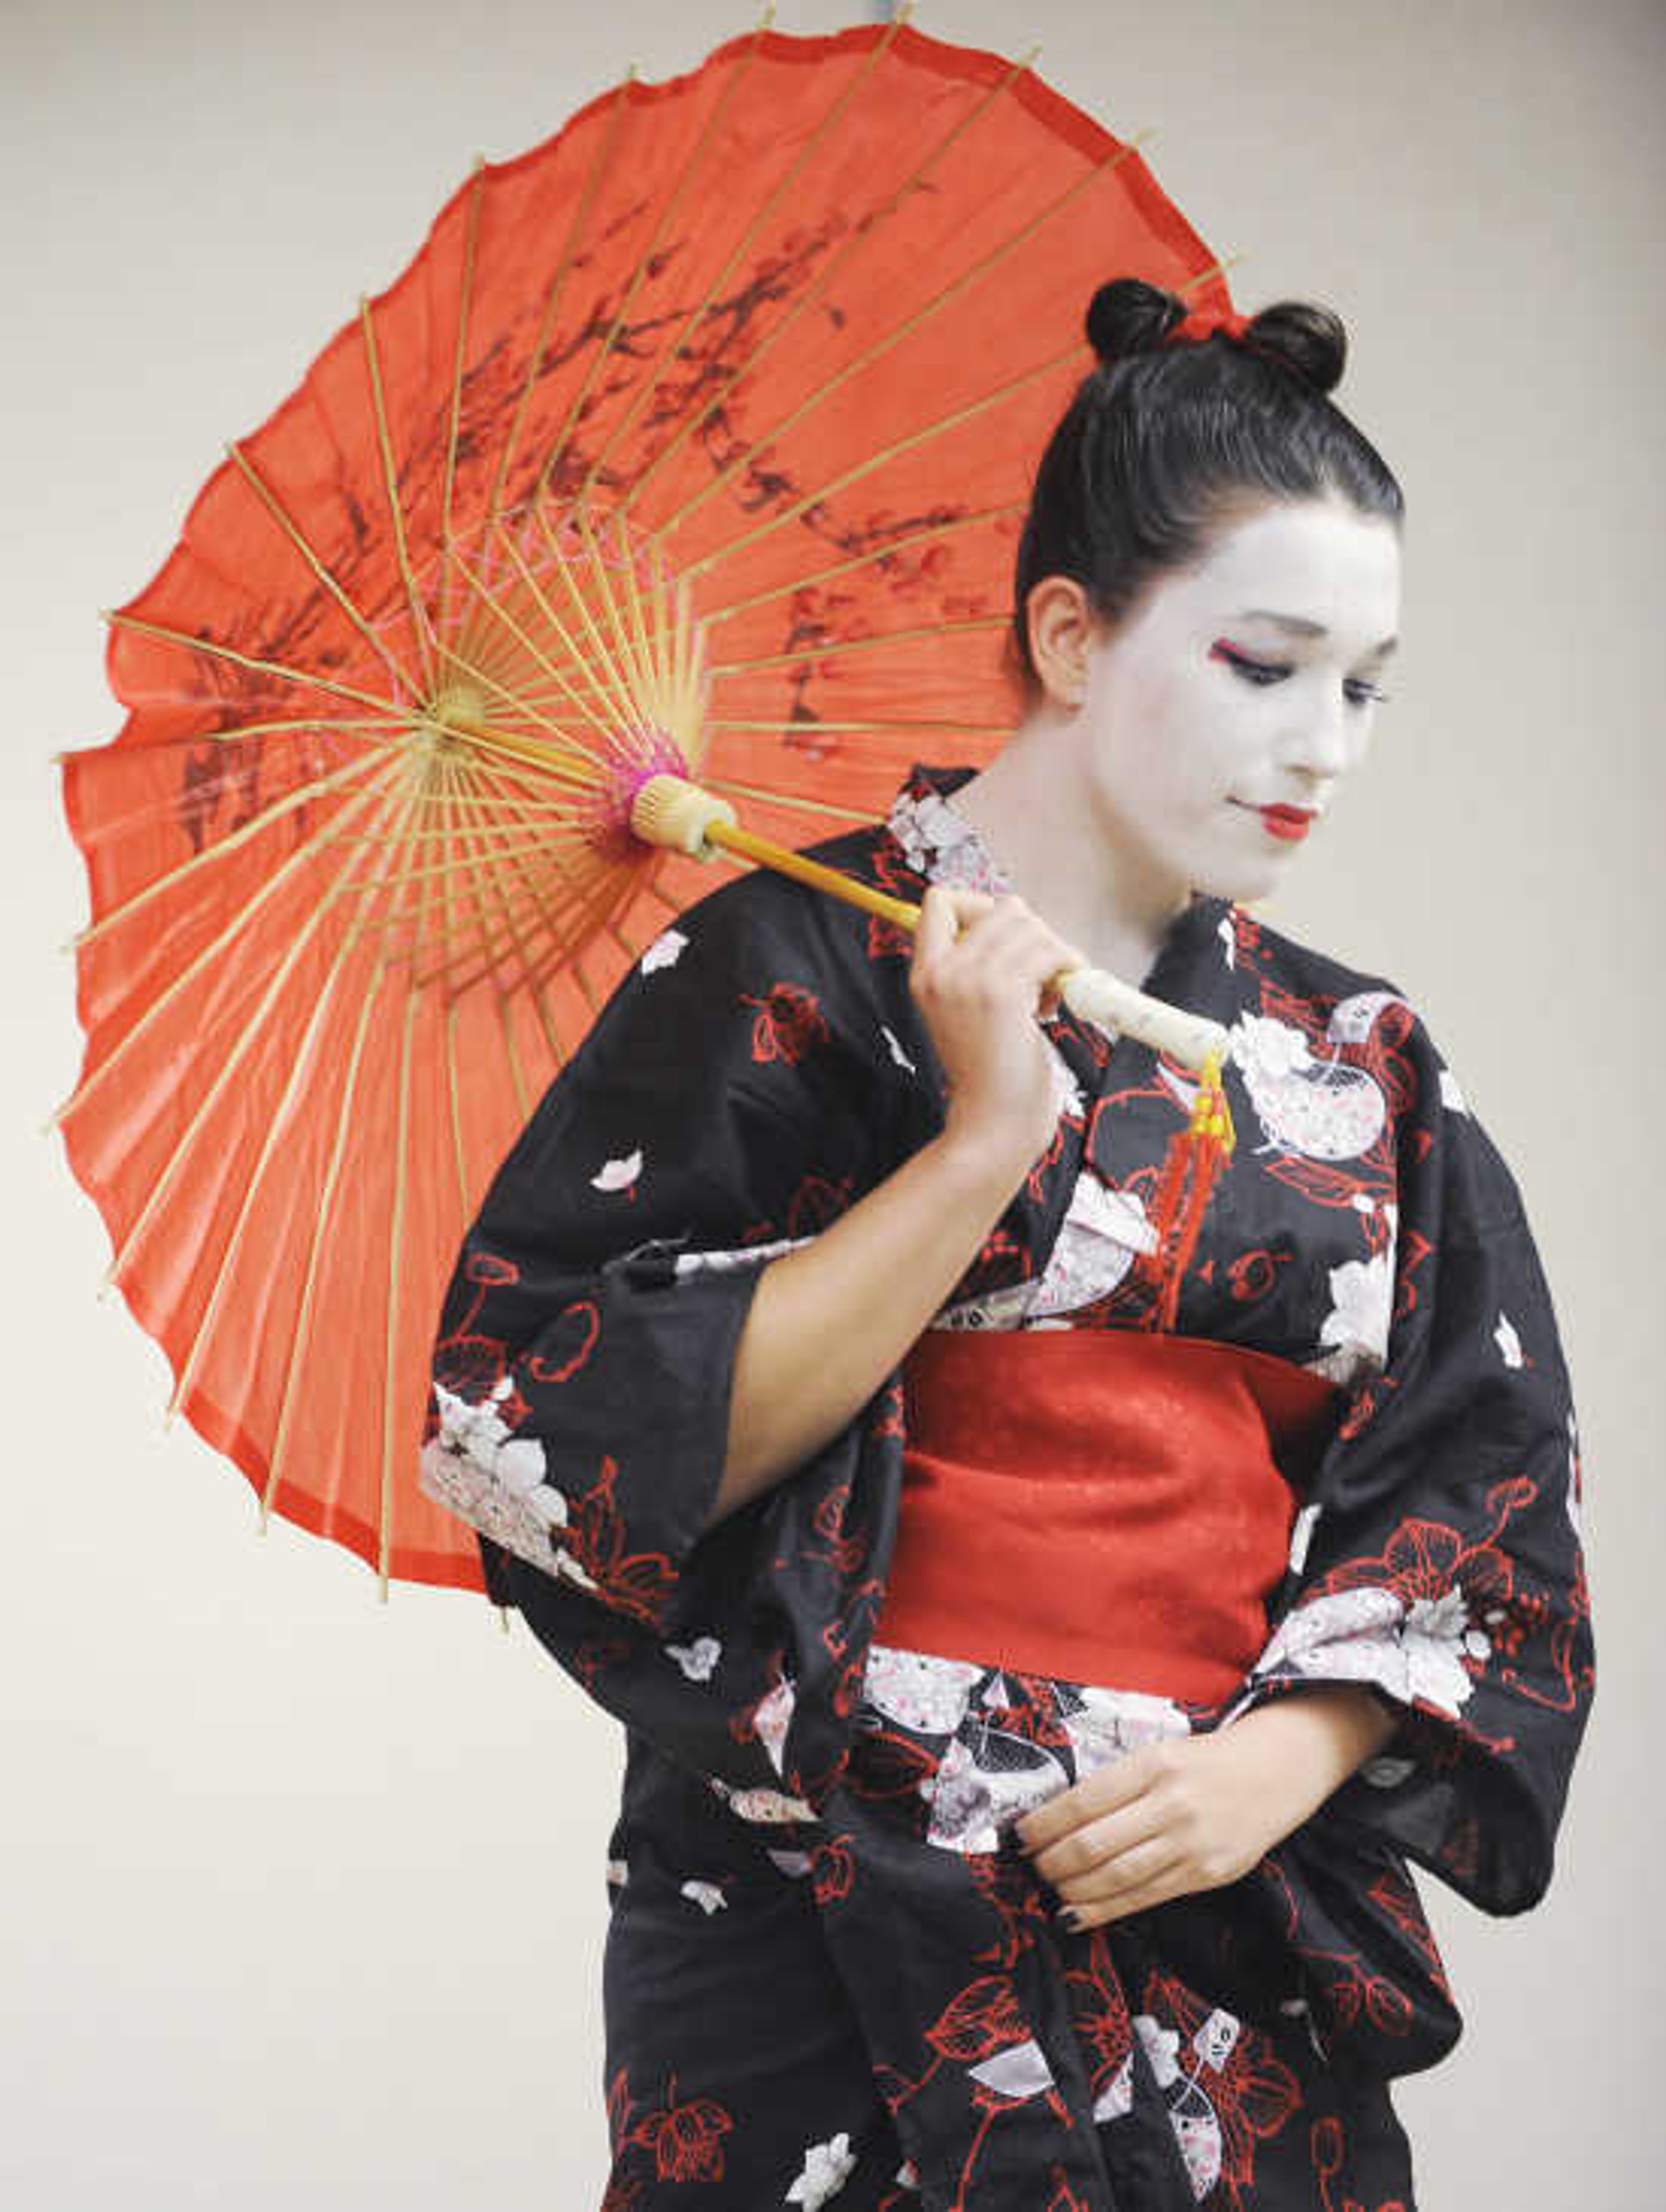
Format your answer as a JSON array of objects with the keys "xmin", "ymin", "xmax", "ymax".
[
  {"xmin": 1241, "ymin": 302, "xmax": 1347, "ymax": 395},
  {"xmin": 1084, "ymin": 279, "xmax": 1349, "ymax": 395},
  {"xmin": 1085, "ymin": 277, "xmax": 1186, "ymax": 364}
]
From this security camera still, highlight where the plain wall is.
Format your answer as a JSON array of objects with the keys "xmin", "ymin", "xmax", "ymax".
[{"xmin": 6, "ymin": 0, "xmax": 1659, "ymax": 2203}]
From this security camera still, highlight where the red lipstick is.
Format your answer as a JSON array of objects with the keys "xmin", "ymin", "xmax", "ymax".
[{"xmin": 1258, "ymin": 805, "xmax": 1316, "ymax": 841}]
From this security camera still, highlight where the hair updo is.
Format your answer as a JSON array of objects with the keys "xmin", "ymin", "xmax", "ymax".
[{"xmin": 1010, "ymin": 276, "xmax": 1402, "ymax": 685}]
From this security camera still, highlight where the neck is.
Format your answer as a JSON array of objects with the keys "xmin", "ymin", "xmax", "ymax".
[{"xmin": 951, "ymin": 713, "xmax": 1195, "ymax": 991}]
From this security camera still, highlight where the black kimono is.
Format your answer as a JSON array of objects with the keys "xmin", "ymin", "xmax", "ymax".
[{"xmin": 422, "ymin": 764, "xmax": 1593, "ymax": 2210}]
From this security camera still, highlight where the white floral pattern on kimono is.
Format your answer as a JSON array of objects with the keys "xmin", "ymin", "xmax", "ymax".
[
  {"xmin": 1236, "ymin": 1581, "xmax": 1491, "ymax": 1723},
  {"xmin": 855, "ymin": 784, "xmax": 1425, "ymax": 1859},
  {"xmin": 1229, "ymin": 1009, "xmax": 1389, "ymax": 1161},
  {"xmin": 786, "ymin": 2130, "xmax": 857, "ymax": 2208},
  {"xmin": 420, "ymin": 1378, "xmax": 601, "ymax": 1594}
]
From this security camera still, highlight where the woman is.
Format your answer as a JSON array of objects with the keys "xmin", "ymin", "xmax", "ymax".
[{"xmin": 422, "ymin": 279, "xmax": 1592, "ymax": 2209}]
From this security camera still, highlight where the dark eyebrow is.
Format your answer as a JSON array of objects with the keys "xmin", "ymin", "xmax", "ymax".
[{"xmin": 1236, "ymin": 609, "xmax": 1399, "ymax": 658}]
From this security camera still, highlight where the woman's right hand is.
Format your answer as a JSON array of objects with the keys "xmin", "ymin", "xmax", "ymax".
[
  {"xmin": 908, "ymin": 884, "xmax": 1085, "ymax": 1173},
  {"xmin": 716, "ymin": 884, "xmax": 1086, "ymax": 1523}
]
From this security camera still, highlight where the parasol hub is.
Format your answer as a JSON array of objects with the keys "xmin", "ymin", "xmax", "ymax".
[
  {"xmin": 631, "ymin": 772, "xmax": 738, "ymax": 860},
  {"xmin": 65, "ymin": 16, "xmax": 1254, "ymax": 1598},
  {"xmin": 423, "ymin": 680, "xmax": 490, "ymax": 743}
]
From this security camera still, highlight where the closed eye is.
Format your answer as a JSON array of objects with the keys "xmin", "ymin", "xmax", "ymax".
[
  {"xmin": 1212, "ymin": 643, "xmax": 1285, "ymax": 686},
  {"xmin": 1210, "ymin": 641, "xmax": 1390, "ymax": 707}
]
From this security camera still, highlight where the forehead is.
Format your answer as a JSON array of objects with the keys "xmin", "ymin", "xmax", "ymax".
[{"xmin": 1168, "ymin": 498, "xmax": 1402, "ymax": 640}]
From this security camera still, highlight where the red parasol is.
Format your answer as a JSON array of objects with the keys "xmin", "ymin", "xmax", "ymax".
[{"xmin": 56, "ymin": 13, "xmax": 1240, "ymax": 1599}]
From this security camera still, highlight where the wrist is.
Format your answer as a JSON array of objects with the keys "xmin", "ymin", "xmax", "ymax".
[
  {"xmin": 931, "ymin": 1113, "xmax": 1046, "ymax": 1198},
  {"xmin": 1223, "ymin": 1684, "xmax": 1399, "ymax": 1834}
]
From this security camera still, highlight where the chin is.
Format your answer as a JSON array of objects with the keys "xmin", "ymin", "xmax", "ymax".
[{"xmin": 1192, "ymin": 854, "xmax": 1283, "ymax": 904}]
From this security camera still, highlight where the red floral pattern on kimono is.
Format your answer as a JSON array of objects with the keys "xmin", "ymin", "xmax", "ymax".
[{"xmin": 423, "ymin": 764, "xmax": 1592, "ymax": 2208}]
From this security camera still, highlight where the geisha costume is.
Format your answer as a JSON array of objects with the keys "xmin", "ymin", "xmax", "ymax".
[{"xmin": 421, "ymin": 763, "xmax": 1594, "ymax": 2210}]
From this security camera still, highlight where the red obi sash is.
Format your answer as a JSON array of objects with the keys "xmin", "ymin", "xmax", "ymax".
[{"xmin": 871, "ymin": 1329, "xmax": 1341, "ymax": 1704}]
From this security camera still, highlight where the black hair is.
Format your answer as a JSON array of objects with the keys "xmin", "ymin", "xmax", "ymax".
[{"xmin": 1010, "ymin": 276, "xmax": 1403, "ymax": 685}]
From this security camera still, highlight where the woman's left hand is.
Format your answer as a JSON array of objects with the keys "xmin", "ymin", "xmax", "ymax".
[{"xmin": 1013, "ymin": 1687, "xmax": 1397, "ymax": 1930}]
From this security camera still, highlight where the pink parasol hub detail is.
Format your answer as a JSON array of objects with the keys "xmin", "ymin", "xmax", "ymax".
[{"xmin": 582, "ymin": 729, "xmax": 699, "ymax": 865}]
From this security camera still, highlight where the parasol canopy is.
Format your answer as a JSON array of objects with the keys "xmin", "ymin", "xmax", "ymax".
[{"xmin": 56, "ymin": 11, "xmax": 1239, "ymax": 1597}]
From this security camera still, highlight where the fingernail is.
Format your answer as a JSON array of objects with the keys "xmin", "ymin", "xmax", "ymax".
[{"xmin": 1055, "ymin": 1905, "xmax": 1082, "ymax": 1932}]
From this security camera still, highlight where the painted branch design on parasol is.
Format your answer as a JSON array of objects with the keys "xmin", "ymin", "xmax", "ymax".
[{"xmin": 56, "ymin": 11, "xmax": 1242, "ymax": 1595}]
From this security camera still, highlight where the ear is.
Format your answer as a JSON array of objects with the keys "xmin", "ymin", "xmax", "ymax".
[{"xmin": 1023, "ymin": 574, "xmax": 1099, "ymax": 708}]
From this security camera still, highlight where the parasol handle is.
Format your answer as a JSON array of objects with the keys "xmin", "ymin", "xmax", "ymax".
[{"xmin": 631, "ymin": 774, "xmax": 1230, "ymax": 1075}]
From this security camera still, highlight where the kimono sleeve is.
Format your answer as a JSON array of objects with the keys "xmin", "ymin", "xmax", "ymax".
[
  {"xmin": 419, "ymin": 874, "xmax": 886, "ymax": 1644},
  {"xmin": 1233, "ymin": 1018, "xmax": 1595, "ymax": 1917}
]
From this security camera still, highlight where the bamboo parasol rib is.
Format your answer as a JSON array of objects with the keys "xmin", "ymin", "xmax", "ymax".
[{"xmin": 57, "ymin": 14, "xmax": 1245, "ymax": 1597}]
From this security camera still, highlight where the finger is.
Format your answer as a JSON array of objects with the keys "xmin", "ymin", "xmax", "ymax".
[
  {"xmin": 938, "ymin": 892, "xmax": 1049, "ymax": 950},
  {"xmin": 911, "ymin": 884, "xmax": 992, "ymax": 974},
  {"xmin": 1016, "ymin": 1748, "xmax": 1164, "ymax": 1857},
  {"xmin": 1027, "ymin": 1795, "xmax": 1167, "ymax": 1887},
  {"xmin": 1056, "ymin": 1854, "xmax": 1193, "ymax": 1931},
  {"xmin": 1052, "ymin": 1833, "xmax": 1183, "ymax": 1913},
  {"xmin": 1023, "ymin": 944, "xmax": 1084, "ymax": 1021},
  {"xmin": 950, "ymin": 905, "xmax": 1077, "ymax": 976},
  {"xmin": 1035, "ymin": 949, "xmax": 1083, "ymax": 1019},
  {"xmin": 909, "ymin": 884, "xmax": 958, "ymax": 978},
  {"xmin": 961, "ymin": 901, "xmax": 1083, "ymax": 983},
  {"xmin": 931, "ymin": 885, "xmax": 998, "ymax": 936},
  {"xmin": 936, "ymin": 916, "xmax": 1084, "ymax": 1024}
]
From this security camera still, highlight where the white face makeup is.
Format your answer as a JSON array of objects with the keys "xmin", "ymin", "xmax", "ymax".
[{"xmin": 1069, "ymin": 494, "xmax": 1403, "ymax": 907}]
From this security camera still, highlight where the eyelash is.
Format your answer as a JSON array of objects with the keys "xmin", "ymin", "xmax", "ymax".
[{"xmin": 1212, "ymin": 642, "xmax": 1391, "ymax": 707}]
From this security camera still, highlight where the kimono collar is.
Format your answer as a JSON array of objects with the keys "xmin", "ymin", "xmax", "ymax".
[{"xmin": 885, "ymin": 763, "xmax": 1014, "ymax": 898}]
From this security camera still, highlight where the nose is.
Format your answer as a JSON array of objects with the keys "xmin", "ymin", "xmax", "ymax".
[{"xmin": 1280, "ymin": 692, "xmax": 1355, "ymax": 787}]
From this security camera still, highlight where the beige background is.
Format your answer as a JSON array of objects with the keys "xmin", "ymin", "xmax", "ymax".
[{"xmin": 6, "ymin": 0, "xmax": 1657, "ymax": 2203}]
